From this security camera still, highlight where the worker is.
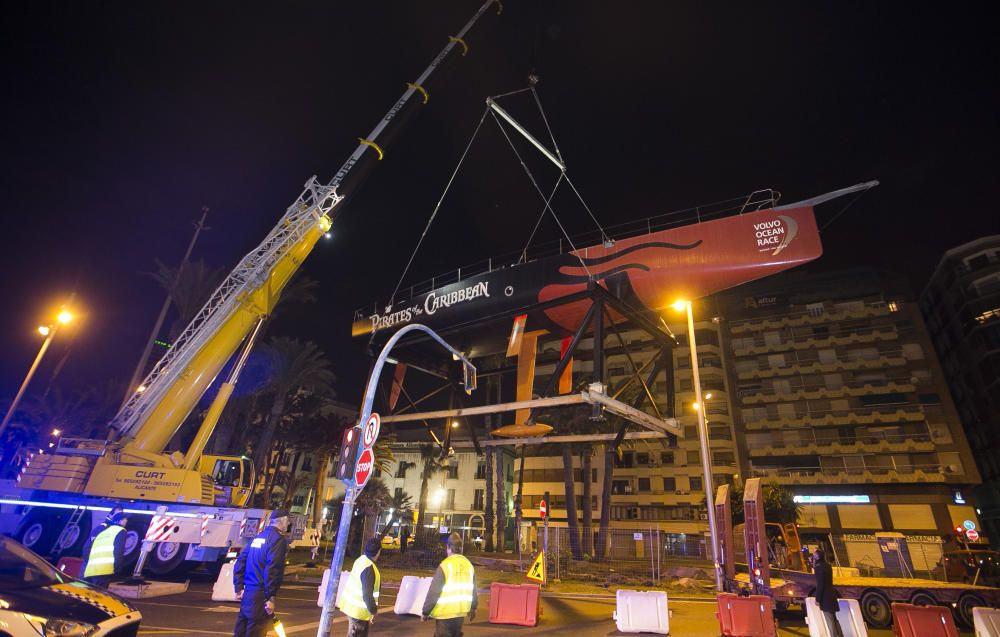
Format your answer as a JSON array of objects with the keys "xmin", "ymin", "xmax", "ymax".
[
  {"xmin": 422, "ymin": 532, "xmax": 477, "ymax": 637},
  {"xmin": 233, "ymin": 509, "xmax": 290, "ymax": 637},
  {"xmin": 337, "ymin": 539, "xmax": 382, "ymax": 637},
  {"xmin": 81, "ymin": 511, "xmax": 129, "ymax": 587},
  {"xmin": 812, "ymin": 548, "xmax": 844, "ymax": 637},
  {"xmin": 399, "ymin": 526, "xmax": 410, "ymax": 555}
]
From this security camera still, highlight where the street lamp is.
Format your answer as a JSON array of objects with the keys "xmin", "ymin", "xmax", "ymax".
[
  {"xmin": 672, "ymin": 299, "xmax": 722, "ymax": 592},
  {"xmin": 0, "ymin": 307, "xmax": 74, "ymax": 438}
]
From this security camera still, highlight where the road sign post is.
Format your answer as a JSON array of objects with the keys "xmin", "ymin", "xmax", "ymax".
[
  {"xmin": 316, "ymin": 324, "xmax": 477, "ymax": 637},
  {"xmin": 543, "ymin": 490, "xmax": 549, "ymax": 586}
]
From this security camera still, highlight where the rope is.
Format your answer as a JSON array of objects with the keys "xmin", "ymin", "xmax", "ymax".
[
  {"xmin": 387, "ymin": 105, "xmax": 493, "ymax": 306},
  {"xmin": 490, "ymin": 109, "xmax": 592, "ymax": 278},
  {"xmin": 819, "ymin": 189, "xmax": 867, "ymax": 232},
  {"xmin": 519, "ymin": 172, "xmax": 565, "ymax": 263}
]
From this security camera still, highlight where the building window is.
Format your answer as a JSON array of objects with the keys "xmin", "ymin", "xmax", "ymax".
[
  {"xmin": 689, "ymin": 476, "xmax": 702, "ymax": 491},
  {"xmin": 446, "ymin": 489, "xmax": 456, "ymax": 509},
  {"xmin": 637, "ymin": 452, "xmax": 650, "ymax": 465},
  {"xmin": 713, "ymin": 451, "xmax": 735, "ymax": 466},
  {"xmin": 395, "ymin": 487, "xmax": 403, "ymax": 499},
  {"xmin": 446, "ymin": 465, "xmax": 459, "ymax": 479},
  {"xmin": 612, "ymin": 479, "xmax": 632, "ymax": 495},
  {"xmin": 475, "ymin": 462, "xmax": 486, "ymax": 479},
  {"xmin": 638, "ymin": 478, "xmax": 651, "ymax": 492},
  {"xmin": 687, "ymin": 450, "xmax": 701, "ymax": 464},
  {"xmin": 396, "ymin": 463, "xmax": 409, "ymax": 478},
  {"xmin": 663, "ymin": 477, "xmax": 676, "ymax": 491},
  {"xmin": 301, "ymin": 456, "xmax": 313, "ymax": 472},
  {"xmin": 292, "ymin": 495, "xmax": 305, "ymax": 507},
  {"xmin": 888, "ymin": 301, "xmax": 899, "ymax": 312},
  {"xmin": 661, "ymin": 451, "xmax": 674, "ymax": 465},
  {"xmin": 473, "ymin": 489, "xmax": 485, "ymax": 510},
  {"xmin": 615, "ymin": 452, "xmax": 635, "ymax": 468},
  {"xmin": 608, "ymin": 366, "xmax": 625, "ymax": 377}
]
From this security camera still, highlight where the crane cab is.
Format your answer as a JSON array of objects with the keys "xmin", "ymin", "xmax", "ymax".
[{"xmin": 201, "ymin": 455, "xmax": 255, "ymax": 507}]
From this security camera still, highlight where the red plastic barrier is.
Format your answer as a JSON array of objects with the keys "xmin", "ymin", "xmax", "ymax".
[
  {"xmin": 489, "ymin": 582, "xmax": 540, "ymax": 627},
  {"xmin": 891, "ymin": 603, "xmax": 959, "ymax": 637},
  {"xmin": 716, "ymin": 593, "xmax": 777, "ymax": 637},
  {"xmin": 56, "ymin": 557, "xmax": 84, "ymax": 578}
]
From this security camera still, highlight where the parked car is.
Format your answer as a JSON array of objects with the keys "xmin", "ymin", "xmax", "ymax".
[
  {"xmin": 933, "ymin": 549, "xmax": 1000, "ymax": 586},
  {"xmin": 0, "ymin": 536, "xmax": 142, "ymax": 636},
  {"xmin": 379, "ymin": 528, "xmax": 415, "ymax": 550}
]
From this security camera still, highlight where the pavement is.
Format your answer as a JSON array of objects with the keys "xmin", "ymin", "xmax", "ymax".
[{"xmin": 128, "ymin": 575, "xmax": 954, "ymax": 637}]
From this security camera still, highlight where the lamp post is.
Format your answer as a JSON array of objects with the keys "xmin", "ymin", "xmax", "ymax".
[
  {"xmin": 672, "ymin": 299, "xmax": 722, "ymax": 592},
  {"xmin": 0, "ymin": 308, "xmax": 74, "ymax": 439}
]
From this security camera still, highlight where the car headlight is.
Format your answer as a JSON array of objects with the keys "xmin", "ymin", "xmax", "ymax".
[{"xmin": 23, "ymin": 614, "xmax": 97, "ymax": 636}]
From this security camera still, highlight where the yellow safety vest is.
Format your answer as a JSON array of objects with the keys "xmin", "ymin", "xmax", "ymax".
[
  {"xmin": 337, "ymin": 555, "xmax": 381, "ymax": 621},
  {"xmin": 430, "ymin": 554, "xmax": 475, "ymax": 619},
  {"xmin": 83, "ymin": 525, "xmax": 124, "ymax": 577}
]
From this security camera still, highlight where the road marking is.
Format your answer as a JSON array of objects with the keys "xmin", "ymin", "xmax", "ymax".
[
  {"xmin": 131, "ymin": 600, "xmax": 288, "ymax": 615},
  {"xmin": 284, "ymin": 617, "xmax": 344, "ymax": 634},
  {"xmin": 139, "ymin": 625, "xmax": 232, "ymax": 635}
]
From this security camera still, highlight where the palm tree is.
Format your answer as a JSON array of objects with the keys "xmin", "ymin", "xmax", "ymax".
[
  {"xmin": 251, "ymin": 337, "xmax": 335, "ymax": 476},
  {"xmin": 540, "ymin": 404, "xmax": 590, "ymax": 560},
  {"xmin": 484, "ymin": 447, "xmax": 494, "ymax": 552},
  {"xmin": 143, "ymin": 258, "xmax": 226, "ymax": 340},
  {"xmin": 377, "ymin": 489, "xmax": 414, "ymax": 541},
  {"xmin": 415, "ymin": 444, "xmax": 442, "ymax": 546},
  {"xmin": 494, "ymin": 448, "xmax": 507, "ymax": 553}
]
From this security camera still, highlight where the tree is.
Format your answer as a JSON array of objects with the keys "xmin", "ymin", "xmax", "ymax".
[
  {"xmin": 143, "ymin": 258, "xmax": 226, "ymax": 340},
  {"xmin": 415, "ymin": 444, "xmax": 442, "ymax": 545},
  {"xmin": 725, "ymin": 481, "xmax": 801, "ymax": 525},
  {"xmin": 251, "ymin": 337, "xmax": 335, "ymax": 478},
  {"xmin": 377, "ymin": 489, "xmax": 415, "ymax": 541},
  {"xmin": 495, "ymin": 448, "xmax": 507, "ymax": 553},
  {"xmin": 539, "ymin": 404, "xmax": 591, "ymax": 560},
  {"xmin": 580, "ymin": 446, "xmax": 594, "ymax": 556},
  {"xmin": 484, "ymin": 447, "xmax": 494, "ymax": 552}
]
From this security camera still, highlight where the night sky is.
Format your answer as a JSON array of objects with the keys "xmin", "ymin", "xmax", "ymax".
[{"xmin": 1, "ymin": 2, "xmax": 996, "ymax": 406}]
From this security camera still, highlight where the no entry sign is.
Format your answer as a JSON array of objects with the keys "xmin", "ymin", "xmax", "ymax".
[
  {"xmin": 966, "ymin": 529, "xmax": 980, "ymax": 542},
  {"xmin": 355, "ymin": 448, "xmax": 375, "ymax": 487},
  {"xmin": 363, "ymin": 412, "xmax": 381, "ymax": 448}
]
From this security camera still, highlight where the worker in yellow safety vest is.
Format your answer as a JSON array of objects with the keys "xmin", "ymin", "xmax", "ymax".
[
  {"xmin": 337, "ymin": 539, "xmax": 382, "ymax": 637},
  {"xmin": 82, "ymin": 512, "xmax": 130, "ymax": 587},
  {"xmin": 422, "ymin": 532, "xmax": 477, "ymax": 637}
]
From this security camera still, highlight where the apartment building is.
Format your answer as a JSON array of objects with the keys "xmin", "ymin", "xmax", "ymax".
[
  {"xmin": 921, "ymin": 236, "xmax": 1000, "ymax": 541},
  {"xmin": 718, "ymin": 268, "xmax": 982, "ymax": 562}
]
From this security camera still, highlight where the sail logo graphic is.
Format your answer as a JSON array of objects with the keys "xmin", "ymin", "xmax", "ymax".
[{"xmin": 753, "ymin": 215, "xmax": 798, "ymax": 256}]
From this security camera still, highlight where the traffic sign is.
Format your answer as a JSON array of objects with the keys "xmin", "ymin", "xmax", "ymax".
[
  {"xmin": 355, "ymin": 448, "xmax": 375, "ymax": 487},
  {"xmin": 363, "ymin": 412, "xmax": 381, "ymax": 448},
  {"xmin": 539, "ymin": 499, "xmax": 547, "ymax": 519},
  {"xmin": 967, "ymin": 529, "xmax": 980, "ymax": 542},
  {"xmin": 963, "ymin": 519, "xmax": 976, "ymax": 531},
  {"xmin": 527, "ymin": 550, "xmax": 545, "ymax": 583}
]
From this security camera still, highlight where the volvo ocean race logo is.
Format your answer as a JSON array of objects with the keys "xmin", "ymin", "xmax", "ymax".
[
  {"xmin": 753, "ymin": 215, "xmax": 798, "ymax": 256},
  {"xmin": 369, "ymin": 281, "xmax": 491, "ymax": 332}
]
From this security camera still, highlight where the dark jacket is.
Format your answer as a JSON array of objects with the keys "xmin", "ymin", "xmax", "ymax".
[
  {"xmin": 814, "ymin": 560, "xmax": 839, "ymax": 613},
  {"xmin": 359, "ymin": 564, "xmax": 378, "ymax": 615},
  {"xmin": 234, "ymin": 525, "xmax": 287, "ymax": 600},
  {"xmin": 422, "ymin": 558, "xmax": 478, "ymax": 618}
]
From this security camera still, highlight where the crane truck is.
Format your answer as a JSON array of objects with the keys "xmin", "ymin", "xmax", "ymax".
[
  {"xmin": 0, "ymin": 0, "xmax": 501, "ymax": 577},
  {"xmin": 714, "ymin": 478, "xmax": 1000, "ymax": 629}
]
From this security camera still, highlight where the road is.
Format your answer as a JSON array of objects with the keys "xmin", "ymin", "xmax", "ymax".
[{"xmin": 129, "ymin": 576, "xmax": 959, "ymax": 637}]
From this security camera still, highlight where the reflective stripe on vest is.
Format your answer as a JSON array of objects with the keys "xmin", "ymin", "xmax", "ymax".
[
  {"xmin": 83, "ymin": 525, "xmax": 124, "ymax": 577},
  {"xmin": 430, "ymin": 554, "xmax": 475, "ymax": 619},
  {"xmin": 336, "ymin": 554, "xmax": 381, "ymax": 620}
]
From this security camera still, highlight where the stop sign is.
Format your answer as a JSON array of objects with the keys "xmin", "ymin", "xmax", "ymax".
[
  {"xmin": 539, "ymin": 499, "xmax": 547, "ymax": 519},
  {"xmin": 967, "ymin": 529, "xmax": 980, "ymax": 542},
  {"xmin": 355, "ymin": 448, "xmax": 375, "ymax": 487}
]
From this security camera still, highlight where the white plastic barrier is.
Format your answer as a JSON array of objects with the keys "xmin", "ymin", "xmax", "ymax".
[
  {"xmin": 974, "ymin": 606, "xmax": 1000, "ymax": 637},
  {"xmin": 316, "ymin": 570, "xmax": 350, "ymax": 608},
  {"xmin": 212, "ymin": 561, "xmax": 239, "ymax": 602},
  {"xmin": 394, "ymin": 576, "xmax": 433, "ymax": 616},
  {"xmin": 613, "ymin": 589, "xmax": 670, "ymax": 635},
  {"xmin": 804, "ymin": 597, "xmax": 868, "ymax": 637}
]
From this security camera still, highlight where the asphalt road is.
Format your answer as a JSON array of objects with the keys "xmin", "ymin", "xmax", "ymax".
[{"xmin": 130, "ymin": 578, "xmax": 965, "ymax": 636}]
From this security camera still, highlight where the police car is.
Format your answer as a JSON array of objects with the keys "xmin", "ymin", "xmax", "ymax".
[{"xmin": 0, "ymin": 536, "xmax": 142, "ymax": 636}]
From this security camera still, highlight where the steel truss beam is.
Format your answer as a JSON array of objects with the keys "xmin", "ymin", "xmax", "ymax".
[{"xmin": 451, "ymin": 430, "xmax": 667, "ymax": 447}]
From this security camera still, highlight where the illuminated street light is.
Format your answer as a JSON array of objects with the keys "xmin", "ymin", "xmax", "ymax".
[
  {"xmin": 672, "ymin": 299, "xmax": 722, "ymax": 592},
  {"xmin": 51, "ymin": 429, "xmax": 61, "ymax": 437},
  {"xmin": 451, "ymin": 421, "xmax": 460, "ymax": 429},
  {"xmin": 0, "ymin": 304, "xmax": 77, "ymax": 438}
]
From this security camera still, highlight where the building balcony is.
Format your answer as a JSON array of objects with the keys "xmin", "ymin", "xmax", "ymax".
[
  {"xmin": 748, "ymin": 432, "xmax": 937, "ymax": 456},
  {"xmin": 742, "ymin": 405, "xmax": 925, "ymax": 430},
  {"xmin": 740, "ymin": 381, "xmax": 916, "ymax": 405},
  {"xmin": 748, "ymin": 464, "xmax": 952, "ymax": 485},
  {"xmin": 732, "ymin": 327, "xmax": 898, "ymax": 356},
  {"xmin": 736, "ymin": 355, "xmax": 909, "ymax": 380},
  {"xmin": 730, "ymin": 304, "xmax": 891, "ymax": 334}
]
